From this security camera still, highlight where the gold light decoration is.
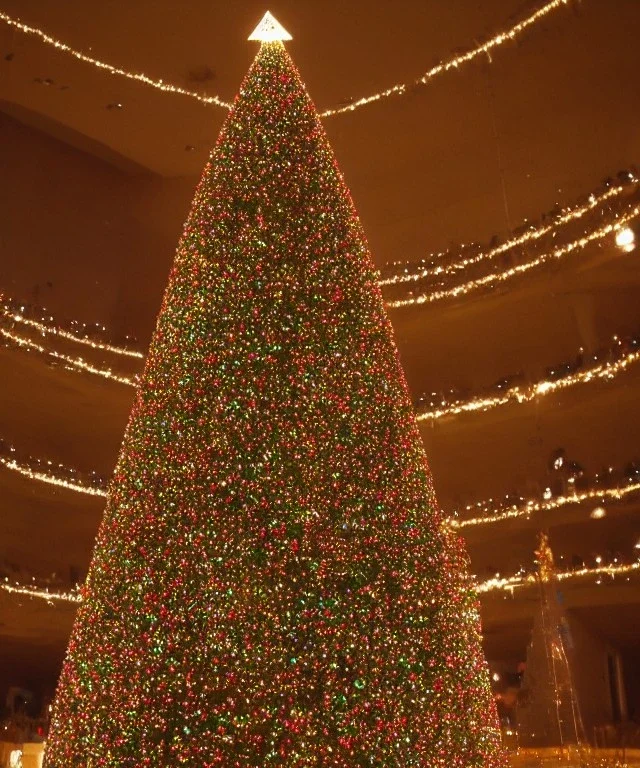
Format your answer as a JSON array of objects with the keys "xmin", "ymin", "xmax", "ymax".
[
  {"xmin": 387, "ymin": 204, "xmax": 640, "ymax": 308},
  {"xmin": 319, "ymin": 0, "xmax": 573, "ymax": 117},
  {"xmin": 0, "ymin": 455, "xmax": 108, "ymax": 498},
  {"xmin": 0, "ymin": 10, "xmax": 232, "ymax": 109},
  {"xmin": 416, "ymin": 347, "xmax": 640, "ymax": 422},
  {"xmin": 0, "ymin": 0, "xmax": 574, "ymax": 119},
  {"xmin": 453, "ymin": 482, "xmax": 640, "ymax": 529},
  {"xmin": 380, "ymin": 184, "xmax": 630, "ymax": 287},
  {"xmin": 0, "ymin": 326, "xmax": 137, "ymax": 386},
  {"xmin": 4, "ymin": 559, "xmax": 638, "ymax": 605},
  {"xmin": 476, "ymin": 560, "xmax": 640, "ymax": 595}
]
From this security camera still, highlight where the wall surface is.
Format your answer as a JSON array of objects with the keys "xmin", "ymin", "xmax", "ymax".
[{"xmin": 0, "ymin": 111, "xmax": 196, "ymax": 342}]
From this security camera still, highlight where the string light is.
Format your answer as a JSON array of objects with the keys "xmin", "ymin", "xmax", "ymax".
[
  {"xmin": 0, "ymin": 10, "xmax": 232, "ymax": 109},
  {"xmin": 452, "ymin": 482, "xmax": 640, "ymax": 529},
  {"xmin": 0, "ymin": 455, "xmax": 108, "ymax": 498},
  {"xmin": 0, "ymin": 294, "xmax": 141, "ymax": 357},
  {"xmin": 0, "ymin": 579, "xmax": 81, "ymax": 604},
  {"xmin": 0, "ymin": 326, "xmax": 137, "ymax": 387},
  {"xmin": 5, "ymin": 208, "xmax": 640, "ymax": 396},
  {"xmin": 2, "ymin": 309, "xmax": 144, "ymax": 359},
  {"xmin": 476, "ymin": 560, "xmax": 640, "ymax": 595},
  {"xmin": 0, "ymin": 0, "xmax": 574, "ymax": 120},
  {"xmin": 387, "ymin": 204, "xmax": 640, "ymax": 308},
  {"xmin": 319, "ymin": 0, "xmax": 572, "ymax": 117},
  {"xmin": 379, "ymin": 184, "xmax": 630, "ymax": 287},
  {"xmin": 416, "ymin": 347, "xmax": 640, "ymax": 422},
  {"xmin": 5, "ymin": 430, "xmax": 637, "ymax": 536},
  {"xmin": 5, "ymin": 559, "xmax": 637, "ymax": 605}
]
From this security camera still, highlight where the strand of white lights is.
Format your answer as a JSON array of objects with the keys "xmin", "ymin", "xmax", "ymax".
[
  {"xmin": 380, "ymin": 184, "xmax": 628, "ymax": 287},
  {"xmin": 320, "ymin": 0, "xmax": 572, "ymax": 117},
  {"xmin": 476, "ymin": 560, "xmax": 640, "ymax": 594},
  {"xmin": 4, "ymin": 560, "xmax": 637, "ymax": 606},
  {"xmin": 0, "ymin": 580, "xmax": 81, "ymax": 604},
  {"xmin": 1, "ymin": 2, "xmax": 572, "ymax": 119},
  {"xmin": 0, "ymin": 456, "xmax": 108, "ymax": 498},
  {"xmin": 0, "ymin": 327, "xmax": 137, "ymax": 387},
  {"xmin": 3, "ymin": 310, "xmax": 144, "ymax": 359},
  {"xmin": 0, "ymin": 10, "xmax": 232, "ymax": 109},
  {"xmin": 387, "ymin": 204, "xmax": 640, "ymax": 308},
  {"xmin": 417, "ymin": 348, "xmax": 640, "ymax": 422},
  {"xmin": 451, "ymin": 482, "xmax": 640, "ymax": 530},
  {"xmin": 5, "ymin": 432, "xmax": 638, "ymax": 535}
]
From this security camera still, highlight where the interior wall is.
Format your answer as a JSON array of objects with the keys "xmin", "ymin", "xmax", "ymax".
[
  {"xmin": 569, "ymin": 613, "xmax": 618, "ymax": 739},
  {"xmin": 0, "ymin": 110, "xmax": 196, "ymax": 342}
]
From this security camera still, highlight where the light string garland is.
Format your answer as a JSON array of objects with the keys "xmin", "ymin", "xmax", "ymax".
[
  {"xmin": 0, "ymin": 293, "xmax": 145, "ymax": 360},
  {"xmin": 380, "ymin": 181, "xmax": 633, "ymax": 287},
  {"xmin": 416, "ymin": 341, "xmax": 640, "ymax": 422},
  {"xmin": 4, "ymin": 559, "xmax": 637, "ymax": 606},
  {"xmin": 387, "ymin": 203, "xmax": 640, "ymax": 308},
  {"xmin": 0, "ymin": 295, "xmax": 142, "ymax": 357},
  {"xmin": 0, "ymin": 10, "xmax": 232, "ymax": 109},
  {"xmin": 4, "ymin": 429, "xmax": 637, "ymax": 535},
  {"xmin": 0, "ymin": 0, "xmax": 574, "ymax": 119},
  {"xmin": 0, "ymin": 579, "xmax": 81, "ymax": 604},
  {"xmin": 0, "ymin": 325, "xmax": 138, "ymax": 387},
  {"xmin": 3, "ymin": 311, "xmax": 143, "ymax": 359},
  {"xmin": 319, "ymin": 0, "xmax": 573, "ymax": 117},
  {"xmin": 0, "ymin": 454, "xmax": 108, "ymax": 498},
  {"xmin": 1, "ymin": 174, "xmax": 634, "ymax": 381},
  {"xmin": 452, "ymin": 481, "xmax": 640, "ymax": 530},
  {"xmin": 475, "ymin": 560, "xmax": 640, "ymax": 595},
  {"xmin": 4, "ymin": 292, "xmax": 640, "ymax": 425}
]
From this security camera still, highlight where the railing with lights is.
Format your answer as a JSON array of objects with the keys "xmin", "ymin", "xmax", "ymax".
[
  {"xmin": 415, "ymin": 331, "xmax": 640, "ymax": 421},
  {"xmin": 3, "ymin": 434, "xmax": 638, "ymax": 533},
  {"xmin": 4, "ymin": 557, "xmax": 638, "ymax": 606},
  {"xmin": 380, "ymin": 177, "xmax": 636, "ymax": 287},
  {"xmin": 0, "ymin": 325, "xmax": 138, "ymax": 387},
  {"xmin": 386, "ymin": 201, "xmax": 640, "ymax": 309}
]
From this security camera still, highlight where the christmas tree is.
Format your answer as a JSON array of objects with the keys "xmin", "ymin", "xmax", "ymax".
[
  {"xmin": 44, "ymin": 14, "xmax": 505, "ymax": 767},
  {"xmin": 517, "ymin": 533, "xmax": 585, "ymax": 749}
]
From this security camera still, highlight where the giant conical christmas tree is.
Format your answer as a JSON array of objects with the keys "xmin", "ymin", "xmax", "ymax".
[{"xmin": 44, "ymin": 15, "xmax": 505, "ymax": 767}]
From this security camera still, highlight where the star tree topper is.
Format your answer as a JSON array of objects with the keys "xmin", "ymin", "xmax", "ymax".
[{"xmin": 248, "ymin": 11, "xmax": 292, "ymax": 42}]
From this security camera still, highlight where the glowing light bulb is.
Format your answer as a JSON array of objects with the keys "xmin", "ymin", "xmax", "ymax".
[
  {"xmin": 615, "ymin": 227, "xmax": 635, "ymax": 252},
  {"xmin": 590, "ymin": 506, "xmax": 606, "ymax": 519}
]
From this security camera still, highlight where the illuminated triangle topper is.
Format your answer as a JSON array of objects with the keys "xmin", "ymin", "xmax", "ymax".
[{"xmin": 248, "ymin": 11, "xmax": 292, "ymax": 42}]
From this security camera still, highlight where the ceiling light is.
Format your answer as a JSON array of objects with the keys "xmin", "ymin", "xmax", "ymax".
[{"xmin": 615, "ymin": 227, "xmax": 635, "ymax": 252}]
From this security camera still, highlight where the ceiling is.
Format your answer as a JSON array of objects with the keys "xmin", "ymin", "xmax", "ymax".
[{"xmin": 1, "ymin": 0, "xmax": 639, "ymax": 698}]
